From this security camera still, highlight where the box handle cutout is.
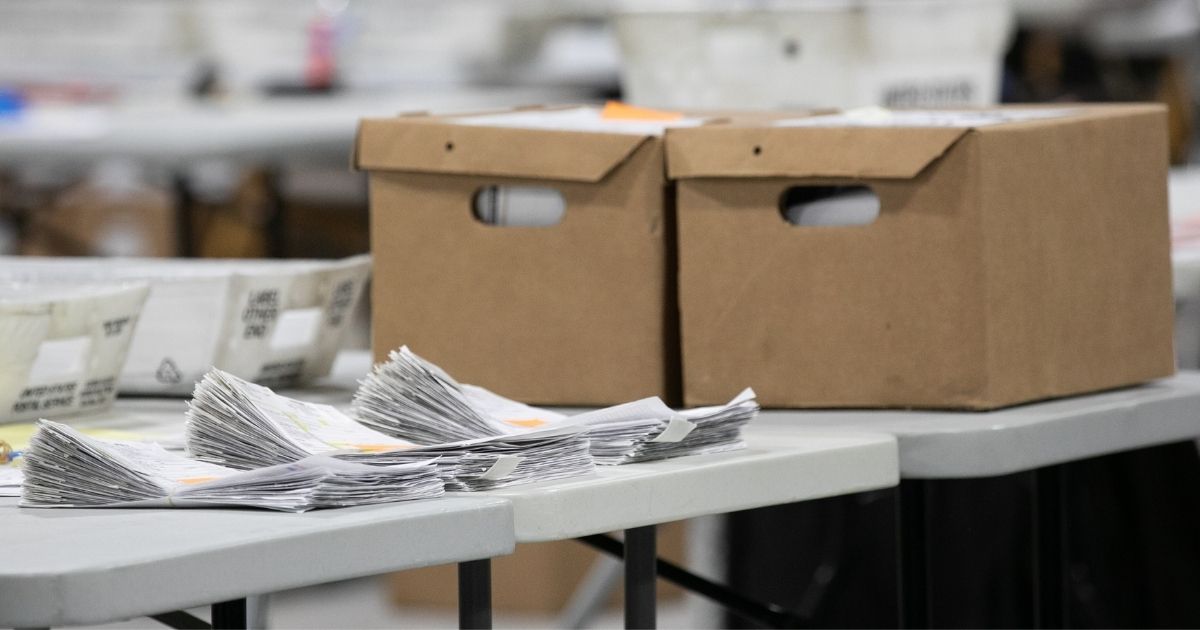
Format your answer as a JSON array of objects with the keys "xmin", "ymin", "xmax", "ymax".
[
  {"xmin": 270, "ymin": 308, "xmax": 322, "ymax": 350},
  {"xmin": 472, "ymin": 186, "xmax": 566, "ymax": 227},
  {"xmin": 28, "ymin": 336, "xmax": 91, "ymax": 385},
  {"xmin": 780, "ymin": 185, "xmax": 880, "ymax": 227}
]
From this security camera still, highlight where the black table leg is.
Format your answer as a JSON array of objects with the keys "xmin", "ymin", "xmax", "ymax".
[
  {"xmin": 172, "ymin": 172, "xmax": 196, "ymax": 258},
  {"xmin": 210, "ymin": 598, "xmax": 247, "ymax": 630},
  {"xmin": 458, "ymin": 559, "xmax": 492, "ymax": 629},
  {"xmin": 625, "ymin": 525, "xmax": 657, "ymax": 629},
  {"xmin": 150, "ymin": 610, "xmax": 210, "ymax": 629},
  {"xmin": 580, "ymin": 532, "xmax": 803, "ymax": 628},
  {"xmin": 899, "ymin": 480, "xmax": 930, "ymax": 629},
  {"xmin": 1034, "ymin": 464, "xmax": 1068, "ymax": 629},
  {"xmin": 262, "ymin": 167, "xmax": 286, "ymax": 259}
]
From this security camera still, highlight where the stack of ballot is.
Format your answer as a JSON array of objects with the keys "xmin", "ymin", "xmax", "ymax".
[
  {"xmin": 353, "ymin": 347, "xmax": 759, "ymax": 465},
  {"xmin": 186, "ymin": 370, "xmax": 594, "ymax": 491},
  {"xmin": 551, "ymin": 389, "xmax": 758, "ymax": 465},
  {"xmin": 20, "ymin": 420, "xmax": 444, "ymax": 512}
]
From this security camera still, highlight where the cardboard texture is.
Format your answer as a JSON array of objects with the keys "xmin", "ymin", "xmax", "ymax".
[
  {"xmin": 356, "ymin": 108, "xmax": 679, "ymax": 405},
  {"xmin": 668, "ymin": 105, "xmax": 1176, "ymax": 409},
  {"xmin": 387, "ymin": 523, "xmax": 687, "ymax": 612},
  {"xmin": 20, "ymin": 184, "xmax": 176, "ymax": 257}
]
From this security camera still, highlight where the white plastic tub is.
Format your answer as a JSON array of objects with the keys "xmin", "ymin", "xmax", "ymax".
[
  {"xmin": 0, "ymin": 255, "xmax": 371, "ymax": 395},
  {"xmin": 0, "ymin": 283, "xmax": 149, "ymax": 423},
  {"xmin": 614, "ymin": 0, "xmax": 1014, "ymax": 110}
]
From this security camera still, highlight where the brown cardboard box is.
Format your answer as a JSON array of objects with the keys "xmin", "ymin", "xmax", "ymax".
[
  {"xmin": 387, "ymin": 522, "xmax": 688, "ymax": 613},
  {"xmin": 20, "ymin": 181, "xmax": 176, "ymax": 257},
  {"xmin": 667, "ymin": 105, "xmax": 1176, "ymax": 409},
  {"xmin": 355, "ymin": 106, "xmax": 680, "ymax": 405}
]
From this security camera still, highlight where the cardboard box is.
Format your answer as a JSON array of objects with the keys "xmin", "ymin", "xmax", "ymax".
[
  {"xmin": 667, "ymin": 105, "xmax": 1176, "ymax": 409},
  {"xmin": 355, "ymin": 106, "xmax": 682, "ymax": 406},
  {"xmin": 20, "ymin": 181, "xmax": 177, "ymax": 257},
  {"xmin": 388, "ymin": 522, "xmax": 687, "ymax": 613}
]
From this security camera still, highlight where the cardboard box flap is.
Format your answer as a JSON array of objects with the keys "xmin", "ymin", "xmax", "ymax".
[
  {"xmin": 354, "ymin": 118, "xmax": 652, "ymax": 183},
  {"xmin": 665, "ymin": 126, "xmax": 970, "ymax": 180}
]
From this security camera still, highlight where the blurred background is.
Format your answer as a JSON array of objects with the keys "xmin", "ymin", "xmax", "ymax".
[
  {"xmin": 6, "ymin": 0, "xmax": 1200, "ymax": 627},
  {"xmin": 4, "ymin": 0, "xmax": 1200, "ymax": 263}
]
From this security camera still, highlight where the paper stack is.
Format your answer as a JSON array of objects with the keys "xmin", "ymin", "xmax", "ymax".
[
  {"xmin": 557, "ymin": 390, "xmax": 757, "ymax": 465},
  {"xmin": 353, "ymin": 347, "xmax": 759, "ymax": 465},
  {"xmin": 20, "ymin": 420, "xmax": 444, "ymax": 512},
  {"xmin": 186, "ymin": 370, "xmax": 594, "ymax": 491},
  {"xmin": 350, "ymin": 348, "xmax": 506, "ymax": 443}
]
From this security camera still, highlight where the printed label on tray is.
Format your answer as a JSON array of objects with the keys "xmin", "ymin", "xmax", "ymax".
[
  {"xmin": 326, "ymin": 279, "xmax": 355, "ymax": 327},
  {"xmin": 102, "ymin": 316, "xmax": 133, "ymax": 337},
  {"xmin": 257, "ymin": 359, "xmax": 305, "ymax": 388},
  {"xmin": 881, "ymin": 79, "xmax": 976, "ymax": 108},
  {"xmin": 12, "ymin": 382, "xmax": 77, "ymax": 414},
  {"xmin": 79, "ymin": 377, "xmax": 116, "ymax": 407},
  {"xmin": 241, "ymin": 289, "xmax": 280, "ymax": 339}
]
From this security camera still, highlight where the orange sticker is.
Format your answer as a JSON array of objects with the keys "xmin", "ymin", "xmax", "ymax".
[
  {"xmin": 178, "ymin": 476, "xmax": 218, "ymax": 485},
  {"xmin": 601, "ymin": 101, "xmax": 683, "ymax": 122},
  {"xmin": 503, "ymin": 418, "xmax": 548, "ymax": 429},
  {"xmin": 354, "ymin": 443, "xmax": 410, "ymax": 453}
]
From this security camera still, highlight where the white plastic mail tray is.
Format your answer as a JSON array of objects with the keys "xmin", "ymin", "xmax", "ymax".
[
  {"xmin": 0, "ymin": 255, "xmax": 370, "ymax": 395},
  {"xmin": 0, "ymin": 283, "xmax": 149, "ymax": 423},
  {"xmin": 615, "ymin": 0, "xmax": 1012, "ymax": 110}
]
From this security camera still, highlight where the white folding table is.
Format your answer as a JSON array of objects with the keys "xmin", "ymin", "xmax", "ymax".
[
  {"xmin": 474, "ymin": 426, "xmax": 899, "ymax": 629},
  {"xmin": 0, "ymin": 495, "xmax": 514, "ymax": 629}
]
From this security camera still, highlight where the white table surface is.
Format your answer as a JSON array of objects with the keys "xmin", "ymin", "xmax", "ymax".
[
  {"xmin": 474, "ymin": 427, "xmax": 899, "ymax": 543},
  {"xmin": 756, "ymin": 373, "xmax": 1200, "ymax": 479},
  {"xmin": 0, "ymin": 495, "xmax": 514, "ymax": 628},
  {"xmin": 0, "ymin": 87, "xmax": 586, "ymax": 171}
]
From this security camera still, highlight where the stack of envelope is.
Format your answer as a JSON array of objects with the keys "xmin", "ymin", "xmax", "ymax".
[
  {"xmin": 20, "ymin": 420, "xmax": 444, "ymax": 512},
  {"xmin": 186, "ymin": 369, "xmax": 594, "ymax": 491},
  {"xmin": 353, "ymin": 347, "xmax": 759, "ymax": 465}
]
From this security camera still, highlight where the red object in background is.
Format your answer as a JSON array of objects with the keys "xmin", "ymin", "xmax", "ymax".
[
  {"xmin": 13, "ymin": 82, "xmax": 117, "ymax": 105},
  {"xmin": 305, "ymin": 10, "xmax": 337, "ymax": 90}
]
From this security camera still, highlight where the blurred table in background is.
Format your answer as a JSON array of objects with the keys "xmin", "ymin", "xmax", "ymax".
[{"xmin": 0, "ymin": 85, "xmax": 592, "ymax": 258}]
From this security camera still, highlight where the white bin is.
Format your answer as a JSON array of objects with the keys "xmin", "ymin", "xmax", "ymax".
[
  {"xmin": 0, "ymin": 255, "xmax": 371, "ymax": 395},
  {"xmin": 0, "ymin": 283, "xmax": 149, "ymax": 423},
  {"xmin": 614, "ymin": 0, "xmax": 1014, "ymax": 110}
]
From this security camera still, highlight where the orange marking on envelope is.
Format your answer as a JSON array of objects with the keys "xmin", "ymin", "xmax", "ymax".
[
  {"xmin": 178, "ymin": 476, "xmax": 218, "ymax": 485},
  {"xmin": 354, "ymin": 443, "xmax": 411, "ymax": 453},
  {"xmin": 503, "ymin": 418, "xmax": 548, "ymax": 428},
  {"xmin": 601, "ymin": 101, "xmax": 683, "ymax": 122}
]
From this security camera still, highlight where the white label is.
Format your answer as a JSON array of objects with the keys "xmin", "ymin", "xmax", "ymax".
[
  {"xmin": 648, "ymin": 417, "xmax": 697, "ymax": 444},
  {"xmin": 270, "ymin": 308, "xmax": 322, "ymax": 350},
  {"xmin": 479, "ymin": 454, "xmax": 522, "ymax": 480},
  {"xmin": 27, "ymin": 336, "xmax": 90, "ymax": 384},
  {"xmin": 776, "ymin": 107, "xmax": 1077, "ymax": 129},
  {"xmin": 454, "ymin": 108, "xmax": 705, "ymax": 136}
]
